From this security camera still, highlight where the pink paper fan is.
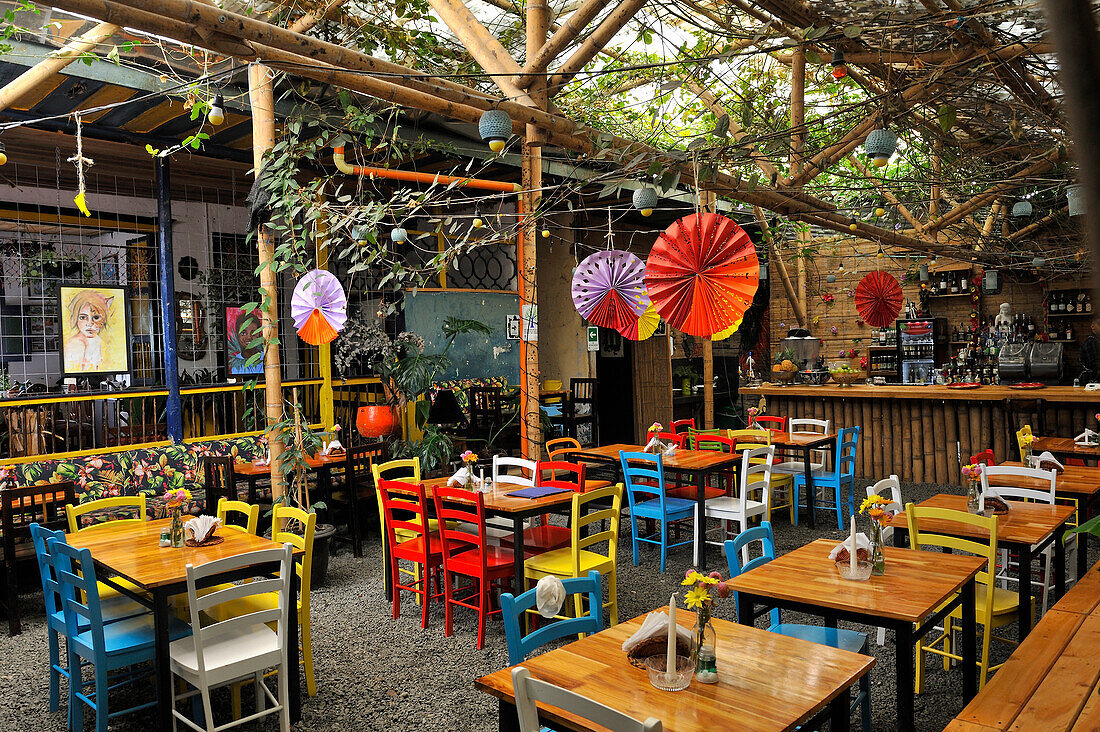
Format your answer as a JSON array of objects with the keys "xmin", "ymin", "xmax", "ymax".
[
  {"xmin": 291, "ymin": 269, "xmax": 347, "ymax": 345},
  {"xmin": 571, "ymin": 250, "xmax": 650, "ymax": 330}
]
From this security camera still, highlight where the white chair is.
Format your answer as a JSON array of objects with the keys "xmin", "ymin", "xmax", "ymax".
[
  {"xmin": 866, "ymin": 475, "xmax": 902, "ymax": 645},
  {"xmin": 511, "ymin": 667, "xmax": 662, "ymax": 732},
  {"xmin": 693, "ymin": 445, "xmax": 774, "ymax": 567},
  {"xmin": 170, "ymin": 544, "xmax": 294, "ymax": 732},
  {"xmin": 771, "ymin": 418, "xmax": 831, "ymax": 476},
  {"xmin": 981, "ymin": 464, "xmax": 1060, "ymax": 614},
  {"xmin": 489, "ymin": 455, "xmax": 538, "ymax": 543}
]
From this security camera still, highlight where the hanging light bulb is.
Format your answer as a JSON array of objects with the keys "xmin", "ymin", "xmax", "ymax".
[
  {"xmin": 472, "ymin": 218, "xmax": 484, "ymax": 229},
  {"xmin": 875, "ymin": 207, "xmax": 886, "ymax": 217},
  {"xmin": 478, "ymin": 109, "xmax": 512, "ymax": 152},
  {"xmin": 838, "ymin": 263, "xmax": 845, "ymax": 273},
  {"xmin": 633, "ymin": 187, "xmax": 658, "ymax": 217},
  {"xmin": 831, "ymin": 49, "xmax": 848, "ymax": 79},
  {"xmin": 541, "ymin": 229, "xmax": 550, "ymax": 238},
  {"xmin": 0, "ymin": 140, "xmax": 7, "ymax": 166},
  {"xmin": 877, "ymin": 249, "xmax": 885, "ymax": 258},
  {"xmin": 390, "ymin": 227, "xmax": 407, "ymax": 243},
  {"xmin": 849, "ymin": 219, "xmax": 858, "ymax": 231},
  {"xmin": 207, "ymin": 94, "xmax": 225, "ymax": 126}
]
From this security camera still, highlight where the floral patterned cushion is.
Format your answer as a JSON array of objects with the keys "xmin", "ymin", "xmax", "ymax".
[
  {"xmin": 127, "ymin": 445, "xmax": 201, "ymax": 498},
  {"xmin": 16, "ymin": 452, "xmax": 130, "ymax": 503},
  {"xmin": 191, "ymin": 436, "xmax": 266, "ymax": 464}
]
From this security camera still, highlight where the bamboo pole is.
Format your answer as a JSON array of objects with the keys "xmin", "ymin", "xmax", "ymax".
[
  {"xmin": 849, "ymin": 155, "xmax": 926, "ymax": 234},
  {"xmin": 932, "ymin": 400, "xmax": 947, "ymax": 485},
  {"xmin": 921, "ymin": 401, "xmax": 935, "ymax": 483},
  {"xmin": 515, "ymin": 0, "xmax": 612, "ymax": 87},
  {"xmin": 315, "ymin": 189, "xmax": 335, "ymax": 431},
  {"xmin": 754, "ymin": 207, "xmax": 805, "ymax": 326},
  {"xmin": 944, "ymin": 400, "xmax": 958, "ymax": 486},
  {"xmin": 789, "ymin": 46, "xmax": 805, "ymax": 180},
  {"xmin": 249, "ymin": 62, "xmax": 286, "ymax": 511},
  {"xmin": 547, "ymin": 0, "xmax": 651, "ymax": 94},
  {"xmin": 0, "ymin": 21, "xmax": 119, "ymax": 113}
]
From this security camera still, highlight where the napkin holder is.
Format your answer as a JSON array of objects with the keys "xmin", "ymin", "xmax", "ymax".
[{"xmin": 622, "ymin": 611, "xmax": 693, "ymax": 669}]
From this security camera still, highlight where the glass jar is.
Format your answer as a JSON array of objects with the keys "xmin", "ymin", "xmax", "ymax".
[
  {"xmin": 967, "ymin": 479, "xmax": 982, "ymax": 514},
  {"xmin": 1023, "ymin": 444, "xmax": 1033, "ymax": 468},
  {"xmin": 169, "ymin": 506, "xmax": 185, "ymax": 548},
  {"xmin": 869, "ymin": 520, "xmax": 886, "ymax": 576},
  {"xmin": 693, "ymin": 610, "xmax": 718, "ymax": 684}
]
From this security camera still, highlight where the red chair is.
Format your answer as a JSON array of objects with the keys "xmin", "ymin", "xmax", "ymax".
[
  {"xmin": 432, "ymin": 486, "xmax": 516, "ymax": 648},
  {"xmin": 754, "ymin": 415, "xmax": 786, "ymax": 434},
  {"xmin": 667, "ymin": 435, "xmax": 732, "ymax": 501},
  {"xmin": 670, "ymin": 419, "xmax": 695, "ymax": 434},
  {"xmin": 653, "ymin": 431, "xmax": 685, "ymax": 447},
  {"xmin": 500, "ymin": 461, "xmax": 586, "ymax": 555},
  {"xmin": 378, "ymin": 479, "xmax": 445, "ymax": 629},
  {"xmin": 969, "ymin": 449, "xmax": 996, "ymax": 466}
]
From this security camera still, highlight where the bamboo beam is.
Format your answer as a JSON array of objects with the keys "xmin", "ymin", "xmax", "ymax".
[
  {"xmin": 789, "ymin": 46, "xmax": 805, "ymax": 180},
  {"xmin": 849, "ymin": 155, "xmax": 926, "ymax": 234},
  {"xmin": 981, "ymin": 200, "xmax": 1003, "ymax": 239},
  {"xmin": 515, "ymin": 0, "xmax": 612, "ymax": 88},
  {"xmin": 930, "ymin": 141, "xmax": 942, "ymax": 222},
  {"xmin": 0, "ymin": 21, "xmax": 119, "ymax": 113},
  {"xmin": 772, "ymin": 42, "xmax": 1056, "ymax": 67},
  {"xmin": 1005, "ymin": 206, "xmax": 1069, "ymax": 242},
  {"xmin": 755, "ymin": 206, "xmax": 805, "ymax": 326},
  {"xmin": 547, "ymin": 0, "xmax": 650, "ymax": 95}
]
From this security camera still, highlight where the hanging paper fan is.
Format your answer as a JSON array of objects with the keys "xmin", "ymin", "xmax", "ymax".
[
  {"xmin": 571, "ymin": 250, "xmax": 650, "ymax": 330},
  {"xmin": 291, "ymin": 269, "xmax": 348, "ymax": 345},
  {"xmin": 645, "ymin": 213, "xmax": 759, "ymax": 337},
  {"xmin": 618, "ymin": 303, "xmax": 661, "ymax": 341},
  {"xmin": 854, "ymin": 270, "xmax": 904, "ymax": 328},
  {"xmin": 711, "ymin": 316, "xmax": 744, "ymax": 341}
]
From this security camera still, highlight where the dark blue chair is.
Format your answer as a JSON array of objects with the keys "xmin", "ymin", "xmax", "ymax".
[
  {"xmin": 725, "ymin": 523, "xmax": 872, "ymax": 732},
  {"xmin": 619, "ymin": 451, "xmax": 694, "ymax": 572},
  {"xmin": 793, "ymin": 426, "xmax": 861, "ymax": 530},
  {"xmin": 501, "ymin": 571, "xmax": 603, "ymax": 665}
]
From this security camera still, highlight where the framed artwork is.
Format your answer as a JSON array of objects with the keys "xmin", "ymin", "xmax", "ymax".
[
  {"xmin": 59, "ymin": 285, "xmax": 131, "ymax": 376},
  {"xmin": 225, "ymin": 306, "xmax": 263, "ymax": 376}
]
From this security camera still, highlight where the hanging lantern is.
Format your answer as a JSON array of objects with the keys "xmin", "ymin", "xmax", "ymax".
[
  {"xmin": 864, "ymin": 128, "xmax": 897, "ymax": 167},
  {"xmin": 874, "ymin": 207, "xmax": 886, "ymax": 217},
  {"xmin": 0, "ymin": 140, "xmax": 7, "ymax": 166},
  {"xmin": 1032, "ymin": 256, "xmax": 1046, "ymax": 268},
  {"xmin": 207, "ymin": 94, "xmax": 225, "ymax": 126},
  {"xmin": 633, "ymin": 187, "xmax": 659, "ymax": 217},
  {"xmin": 1011, "ymin": 200, "xmax": 1033, "ymax": 218},
  {"xmin": 826, "ymin": 274, "xmax": 837, "ymax": 283},
  {"xmin": 1067, "ymin": 184, "xmax": 1086, "ymax": 217},
  {"xmin": 391, "ymin": 227, "xmax": 407, "ymax": 243},
  {"xmin": 831, "ymin": 49, "xmax": 848, "ymax": 79},
  {"xmin": 478, "ymin": 109, "xmax": 512, "ymax": 152}
]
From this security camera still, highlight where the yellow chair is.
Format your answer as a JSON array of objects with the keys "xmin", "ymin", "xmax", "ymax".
[
  {"xmin": 65, "ymin": 494, "xmax": 147, "ymax": 534},
  {"xmin": 730, "ymin": 429, "xmax": 795, "ymax": 523},
  {"xmin": 906, "ymin": 501, "xmax": 1029, "ymax": 692},
  {"xmin": 372, "ymin": 458, "xmax": 425, "ymax": 594},
  {"xmin": 1015, "ymin": 425, "xmax": 1033, "ymax": 462},
  {"xmin": 523, "ymin": 483, "xmax": 623, "ymax": 629},
  {"xmin": 217, "ymin": 497, "xmax": 259, "ymax": 535}
]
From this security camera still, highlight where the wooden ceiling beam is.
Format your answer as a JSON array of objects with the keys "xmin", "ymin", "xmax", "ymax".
[
  {"xmin": 546, "ymin": 0, "xmax": 650, "ymax": 95},
  {"xmin": 1005, "ymin": 206, "xmax": 1068, "ymax": 242},
  {"xmin": 772, "ymin": 42, "xmax": 1056, "ymax": 67},
  {"xmin": 515, "ymin": 0, "xmax": 612, "ymax": 89},
  {"xmin": 848, "ymin": 155, "xmax": 926, "ymax": 234}
]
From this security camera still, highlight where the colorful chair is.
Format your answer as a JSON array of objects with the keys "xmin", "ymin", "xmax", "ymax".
[
  {"xmin": 969, "ymin": 449, "xmax": 996, "ymax": 466},
  {"xmin": 432, "ymin": 486, "xmax": 516, "ymax": 648},
  {"xmin": 791, "ymin": 426, "xmax": 860, "ymax": 530},
  {"xmin": 216, "ymin": 497, "xmax": 260, "ymax": 535},
  {"xmin": 1015, "ymin": 425, "xmax": 1033, "ymax": 462},
  {"xmin": 906, "ymin": 502, "xmax": 1026, "ymax": 691},
  {"xmin": 771, "ymin": 418, "xmax": 831, "ymax": 475},
  {"xmin": 511, "ymin": 666, "xmax": 662, "ymax": 732},
  {"xmin": 684, "ymin": 428, "xmax": 727, "ymax": 449},
  {"xmin": 372, "ymin": 458, "xmax": 424, "ymax": 593},
  {"xmin": 730, "ymin": 428, "xmax": 794, "ymax": 523},
  {"xmin": 725, "ymin": 523, "xmax": 871, "ymax": 732},
  {"xmin": 547, "ymin": 437, "xmax": 612, "ymax": 491},
  {"xmin": 666, "ymin": 433, "xmax": 727, "ymax": 502},
  {"xmin": 865, "ymin": 475, "xmax": 903, "ymax": 645},
  {"xmin": 694, "ymin": 445, "xmax": 774, "ymax": 567},
  {"xmin": 522, "ymin": 483, "xmax": 622, "ymax": 627},
  {"xmin": 620, "ymin": 451, "xmax": 693, "ymax": 572},
  {"xmin": 378, "ymin": 479, "xmax": 445, "ymax": 628},
  {"xmin": 752, "ymin": 415, "xmax": 786, "ymax": 434},
  {"xmin": 65, "ymin": 494, "xmax": 147, "ymax": 534},
  {"xmin": 501, "ymin": 571, "xmax": 603, "ymax": 664},
  {"xmin": 670, "ymin": 418, "xmax": 695, "ymax": 434}
]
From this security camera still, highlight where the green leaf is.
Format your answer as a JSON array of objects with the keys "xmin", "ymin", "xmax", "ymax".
[
  {"xmin": 805, "ymin": 49, "xmax": 822, "ymax": 65},
  {"xmin": 843, "ymin": 25, "xmax": 862, "ymax": 38},
  {"xmin": 937, "ymin": 104, "xmax": 956, "ymax": 133},
  {"xmin": 713, "ymin": 113, "xmax": 730, "ymax": 138}
]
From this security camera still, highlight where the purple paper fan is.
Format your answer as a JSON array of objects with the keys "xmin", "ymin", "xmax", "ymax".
[
  {"xmin": 291, "ymin": 269, "xmax": 348, "ymax": 332},
  {"xmin": 570, "ymin": 251, "xmax": 650, "ymax": 329}
]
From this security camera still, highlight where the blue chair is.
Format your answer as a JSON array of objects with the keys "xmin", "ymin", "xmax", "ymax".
[
  {"xmin": 28, "ymin": 523, "xmax": 147, "ymax": 715},
  {"xmin": 619, "ymin": 451, "xmax": 694, "ymax": 572},
  {"xmin": 725, "ymin": 523, "xmax": 871, "ymax": 732},
  {"xmin": 501, "ymin": 571, "xmax": 604, "ymax": 665},
  {"xmin": 792, "ymin": 426, "xmax": 861, "ymax": 530},
  {"xmin": 47, "ymin": 537, "xmax": 191, "ymax": 732}
]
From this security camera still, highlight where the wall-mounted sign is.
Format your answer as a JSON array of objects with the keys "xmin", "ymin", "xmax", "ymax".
[
  {"xmin": 506, "ymin": 314, "xmax": 521, "ymax": 340},
  {"xmin": 587, "ymin": 326, "xmax": 599, "ymax": 351},
  {"xmin": 521, "ymin": 303, "xmax": 538, "ymax": 342}
]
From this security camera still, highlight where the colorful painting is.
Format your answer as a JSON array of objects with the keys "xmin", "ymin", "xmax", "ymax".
[
  {"xmin": 225, "ymin": 306, "xmax": 263, "ymax": 376},
  {"xmin": 60, "ymin": 285, "xmax": 130, "ymax": 375}
]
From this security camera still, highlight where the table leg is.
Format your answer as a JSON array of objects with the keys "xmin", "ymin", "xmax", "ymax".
[
  {"xmin": 513, "ymin": 515, "xmax": 526, "ymax": 594},
  {"xmin": 828, "ymin": 686, "xmax": 851, "ymax": 732},
  {"xmin": 694, "ymin": 471, "xmax": 708, "ymax": 570},
  {"xmin": 248, "ymin": 475, "xmax": 258, "ymax": 505},
  {"xmin": 289, "ymin": 571, "xmax": 301, "ymax": 723},
  {"xmin": 1016, "ymin": 541, "xmax": 1032, "ymax": 640},
  {"xmin": 1054, "ymin": 524, "xmax": 1066, "ymax": 601},
  {"xmin": 154, "ymin": 588, "xmax": 172, "ymax": 730},
  {"xmin": 960, "ymin": 578, "xmax": 977, "ymax": 702},
  {"xmin": 498, "ymin": 698, "xmax": 520, "ymax": 732},
  {"xmin": 804, "ymin": 447, "xmax": 816, "ymax": 530},
  {"xmin": 737, "ymin": 594, "xmax": 755, "ymax": 626},
  {"xmin": 894, "ymin": 621, "xmax": 915, "ymax": 732}
]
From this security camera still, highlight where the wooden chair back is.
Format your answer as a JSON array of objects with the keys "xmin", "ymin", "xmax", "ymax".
[
  {"xmin": 969, "ymin": 449, "xmax": 996, "ymax": 466},
  {"xmin": 570, "ymin": 483, "xmax": 622, "ymax": 575},
  {"xmin": 729, "ymin": 428, "xmax": 771, "ymax": 450},
  {"xmin": 493, "ymin": 455, "xmax": 536, "ymax": 488},
  {"xmin": 905, "ymin": 502, "xmax": 997, "ymax": 587},
  {"xmin": 272, "ymin": 504, "xmax": 316, "ymax": 614},
  {"xmin": 536, "ymin": 461, "xmax": 586, "ymax": 492},
  {"xmin": 216, "ymin": 497, "xmax": 259, "ymax": 535},
  {"xmin": 651, "ymin": 431, "xmax": 684, "ymax": 448},
  {"xmin": 1015, "ymin": 425, "xmax": 1034, "ymax": 463},
  {"xmin": 669, "ymin": 418, "xmax": 695, "ymax": 434},
  {"xmin": 3, "ymin": 482, "xmax": 75, "ymax": 632},
  {"xmin": 377, "ymin": 479, "xmax": 433, "ymax": 568},
  {"xmin": 468, "ymin": 386, "xmax": 504, "ymax": 440},
  {"xmin": 345, "ymin": 441, "xmax": 386, "ymax": 502},
  {"xmin": 66, "ymin": 494, "xmax": 146, "ymax": 534},
  {"xmin": 692, "ymin": 433, "xmax": 737, "ymax": 453},
  {"xmin": 619, "ymin": 451, "xmax": 665, "ymax": 505},
  {"xmin": 546, "ymin": 437, "xmax": 581, "ymax": 462},
  {"xmin": 501, "ymin": 571, "xmax": 603, "ymax": 664},
  {"xmin": 432, "ymin": 485, "xmax": 492, "ymax": 568},
  {"xmin": 202, "ymin": 456, "xmax": 238, "ymax": 506},
  {"xmin": 738, "ymin": 446, "xmax": 775, "ymax": 512},
  {"xmin": 866, "ymin": 475, "xmax": 902, "ymax": 543},
  {"xmin": 753, "ymin": 415, "xmax": 786, "ymax": 433},
  {"xmin": 789, "ymin": 417, "xmax": 831, "ymax": 465},
  {"xmin": 724, "ymin": 521, "xmax": 780, "ymax": 628}
]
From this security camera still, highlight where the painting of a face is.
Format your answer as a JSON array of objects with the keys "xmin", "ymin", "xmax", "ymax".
[
  {"xmin": 77, "ymin": 304, "xmax": 105, "ymax": 337},
  {"xmin": 60, "ymin": 286, "xmax": 129, "ymax": 375},
  {"xmin": 226, "ymin": 306, "xmax": 264, "ymax": 376}
]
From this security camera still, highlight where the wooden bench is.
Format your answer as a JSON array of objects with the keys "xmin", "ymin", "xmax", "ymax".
[{"xmin": 944, "ymin": 560, "xmax": 1100, "ymax": 731}]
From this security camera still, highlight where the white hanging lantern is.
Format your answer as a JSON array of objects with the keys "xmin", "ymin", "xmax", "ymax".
[
  {"xmin": 391, "ymin": 227, "xmax": 407, "ymax": 243},
  {"xmin": 1067, "ymin": 184, "xmax": 1086, "ymax": 217},
  {"xmin": 1011, "ymin": 200, "xmax": 1032, "ymax": 218}
]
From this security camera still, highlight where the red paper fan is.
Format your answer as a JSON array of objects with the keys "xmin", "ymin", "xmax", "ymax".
[
  {"xmin": 854, "ymin": 271, "xmax": 904, "ymax": 328},
  {"xmin": 644, "ymin": 213, "xmax": 759, "ymax": 337}
]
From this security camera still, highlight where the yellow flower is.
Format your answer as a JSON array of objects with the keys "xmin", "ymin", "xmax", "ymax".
[
  {"xmin": 682, "ymin": 571, "xmax": 705, "ymax": 586},
  {"xmin": 860, "ymin": 494, "xmax": 888, "ymax": 514},
  {"xmin": 699, "ymin": 575, "xmax": 720, "ymax": 585},
  {"xmin": 684, "ymin": 587, "xmax": 710, "ymax": 609}
]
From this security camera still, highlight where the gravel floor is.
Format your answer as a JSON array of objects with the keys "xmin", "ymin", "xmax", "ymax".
[{"xmin": 0, "ymin": 478, "xmax": 1091, "ymax": 731}]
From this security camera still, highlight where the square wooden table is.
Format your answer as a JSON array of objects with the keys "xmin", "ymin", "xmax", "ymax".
[
  {"xmin": 569, "ymin": 444, "xmax": 740, "ymax": 569},
  {"xmin": 888, "ymin": 494, "xmax": 1076, "ymax": 637},
  {"xmin": 234, "ymin": 452, "xmax": 346, "ymax": 503},
  {"xmin": 728, "ymin": 538, "xmax": 986, "ymax": 732},
  {"xmin": 1031, "ymin": 435, "xmax": 1100, "ymax": 461},
  {"xmin": 768, "ymin": 431, "xmax": 839, "ymax": 530},
  {"xmin": 68, "ymin": 518, "xmax": 303, "ymax": 729},
  {"xmin": 475, "ymin": 613, "xmax": 874, "ymax": 732}
]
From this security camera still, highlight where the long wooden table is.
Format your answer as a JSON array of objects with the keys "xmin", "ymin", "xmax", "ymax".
[
  {"xmin": 475, "ymin": 612, "xmax": 874, "ymax": 732},
  {"xmin": 944, "ymin": 559, "xmax": 1100, "ymax": 731},
  {"xmin": 1032, "ymin": 435, "xmax": 1100, "ymax": 460},
  {"xmin": 888, "ymin": 494, "xmax": 1076, "ymax": 638},
  {"xmin": 568, "ymin": 444, "xmax": 741, "ymax": 569},
  {"xmin": 728, "ymin": 538, "xmax": 985, "ymax": 732},
  {"xmin": 233, "ymin": 452, "xmax": 347, "ymax": 503},
  {"xmin": 67, "ymin": 519, "xmax": 303, "ymax": 728}
]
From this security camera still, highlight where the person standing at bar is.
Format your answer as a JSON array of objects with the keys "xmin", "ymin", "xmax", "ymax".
[{"xmin": 1080, "ymin": 316, "xmax": 1100, "ymax": 384}]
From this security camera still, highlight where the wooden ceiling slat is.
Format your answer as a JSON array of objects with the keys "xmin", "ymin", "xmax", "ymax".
[
  {"xmin": 10, "ymin": 75, "xmax": 67, "ymax": 111},
  {"xmin": 122, "ymin": 99, "xmax": 191, "ymax": 134},
  {"xmin": 75, "ymin": 85, "xmax": 138, "ymax": 123}
]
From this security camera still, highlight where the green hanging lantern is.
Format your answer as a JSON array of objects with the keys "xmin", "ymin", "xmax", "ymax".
[
  {"xmin": 864, "ymin": 128, "xmax": 897, "ymax": 167},
  {"xmin": 479, "ymin": 109, "xmax": 512, "ymax": 152}
]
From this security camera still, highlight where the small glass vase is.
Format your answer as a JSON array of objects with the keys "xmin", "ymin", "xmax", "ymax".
[
  {"xmin": 169, "ymin": 506, "xmax": 184, "ymax": 548},
  {"xmin": 692, "ymin": 609, "xmax": 718, "ymax": 684},
  {"xmin": 868, "ymin": 520, "xmax": 886, "ymax": 576},
  {"xmin": 967, "ymin": 479, "xmax": 982, "ymax": 514},
  {"xmin": 1023, "ymin": 445, "xmax": 1033, "ymax": 467}
]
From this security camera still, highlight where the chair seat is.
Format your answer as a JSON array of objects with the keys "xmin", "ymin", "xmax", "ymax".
[
  {"xmin": 500, "ymin": 524, "xmax": 571, "ymax": 553},
  {"xmin": 393, "ymin": 532, "xmax": 444, "ymax": 561},
  {"xmin": 702, "ymin": 496, "xmax": 766, "ymax": 519},
  {"xmin": 524, "ymin": 548, "xmax": 613, "ymax": 577},
  {"xmin": 950, "ymin": 584, "xmax": 1023, "ymax": 618},
  {"xmin": 170, "ymin": 623, "xmax": 279, "ymax": 677},
  {"xmin": 447, "ymin": 546, "xmax": 516, "ymax": 574},
  {"xmin": 73, "ymin": 613, "xmax": 191, "ymax": 657},
  {"xmin": 772, "ymin": 461, "xmax": 826, "ymax": 475},
  {"xmin": 631, "ymin": 497, "xmax": 695, "ymax": 519},
  {"xmin": 667, "ymin": 485, "xmax": 727, "ymax": 501},
  {"xmin": 770, "ymin": 623, "xmax": 866, "ymax": 654}
]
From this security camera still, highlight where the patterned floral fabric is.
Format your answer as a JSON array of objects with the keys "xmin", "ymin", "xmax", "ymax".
[{"xmin": 16, "ymin": 452, "xmax": 130, "ymax": 502}]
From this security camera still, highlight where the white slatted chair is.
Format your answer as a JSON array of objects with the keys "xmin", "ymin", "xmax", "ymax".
[
  {"xmin": 866, "ymin": 475, "xmax": 903, "ymax": 645},
  {"xmin": 771, "ymin": 418, "xmax": 831, "ymax": 478},
  {"xmin": 511, "ymin": 667, "xmax": 662, "ymax": 732},
  {"xmin": 489, "ymin": 455, "xmax": 538, "ymax": 544},
  {"xmin": 693, "ymin": 445, "xmax": 775, "ymax": 567},
  {"xmin": 981, "ymin": 465, "xmax": 1060, "ymax": 614},
  {"xmin": 170, "ymin": 544, "xmax": 294, "ymax": 732}
]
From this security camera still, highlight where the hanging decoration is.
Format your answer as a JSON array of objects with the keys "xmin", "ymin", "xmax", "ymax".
[
  {"xmin": 68, "ymin": 115, "xmax": 93, "ymax": 217},
  {"xmin": 478, "ymin": 109, "xmax": 512, "ymax": 152},
  {"xmin": 633, "ymin": 187, "xmax": 659, "ymax": 217},
  {"xmin": 571, "ymin": 250, "xmax": 650, "ymax": 331},
  {"xmin": 291, "ymin": 269, "xmax": 348, "ymax": 345},
  {"xmin": 831, "ymin": 50, "xmax": 848, "ymax": 79},
  {"xmin": 854, "ymin": 271, "xmax": 904, "ymax": 328},
  {"xmin": 1067, "ymin": 184, "xmax": 1086, "ymax": 217},
  {"xmin": 617, "ymin": 303, "xmax": 661, "ymax": 341},
  {"xmin": 1011, "ymin": 200, "xmax": 1032, "ymax": 217},
  {"xmin": 710, "ymin": 316, "xmax": 744, "ymax": 342},
  {"xmin": 644, "ymin": 212, "xmax": 759, "ymax": 337},
  {"xmin": 864, "ymin": 128, "xmax": 897, "ymax": 167},
  {"xmin": 391, "ymin": 226, "xmax": 407, "ymax": 243},
  {"xmin": 207, "ymin": 94, "xmax": 225, "ymax": 126}
]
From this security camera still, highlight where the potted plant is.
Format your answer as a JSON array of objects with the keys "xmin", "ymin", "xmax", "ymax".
[{"xmin": 673, "ymin": 364, "xmax": 698, "ymax": 394}]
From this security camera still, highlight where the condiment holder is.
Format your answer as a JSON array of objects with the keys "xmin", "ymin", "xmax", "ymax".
[{"xmin": 836, "ymin": 559, "xmax": 873, "ymax": 582}]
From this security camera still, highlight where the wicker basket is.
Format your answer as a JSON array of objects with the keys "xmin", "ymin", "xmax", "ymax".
[
  {"xmin": 627, "ymin": 635, "xmax": 694, "ymax": 669},
  {"xmin": 771, "ymin": 369, "xmax": 798, "ymax": 384},
  {"xmin": 830, "ymin": 371, "xmax": 866, "ymax": 386}
]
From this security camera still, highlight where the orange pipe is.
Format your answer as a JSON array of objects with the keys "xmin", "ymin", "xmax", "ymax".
[{"xmin": 332, "ymin": 146, "xmax": 520, "ymax": 192}]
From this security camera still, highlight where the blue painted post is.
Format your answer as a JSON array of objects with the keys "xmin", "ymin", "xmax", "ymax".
[{"xmin": 155, "ymin": 156, "xmax": 183, "ymax": 443}]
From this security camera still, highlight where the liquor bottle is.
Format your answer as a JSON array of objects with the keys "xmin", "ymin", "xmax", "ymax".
[
  {"xmin": 1079, "ymin": 293, "xmax": 1086, "ymax": 313},
  {"xmin": 1087, "ymin": 292, "xmax": 1093, "ymax": 313},
  {"xmin": 1065, "ymin": 321, "xmax": 1073, "ymax": 341},
  {"xmin": 950, "ymin": 274, "xmax": 959, "ymax": 294},
  {"xmin": 1027, "ymin": 315, "xmax": 1036, "ymax": 337},
  {"xmin": 1050, "ymin": 294, "xmax": 1059, "ymax": 314}
]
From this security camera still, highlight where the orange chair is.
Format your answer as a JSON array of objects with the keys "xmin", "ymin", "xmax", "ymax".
[
  {"xmin": 378, "ymin": 479, "xmax": 445, "ymax": 629},
  {"xmin": 547, "ymin": 437, "xmax": 612, "ymax": 492}
]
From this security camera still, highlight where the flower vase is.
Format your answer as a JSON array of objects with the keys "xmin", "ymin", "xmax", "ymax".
[
  {"xmin": 692, "ymin": 610, "xmax": 718, "ymax": 684},
  {"xmin": 967, "ymin": 479, "xmax": 982, "ymax": 514},
  {"xmin": 1023, "ymin": 445, "xmax": 1033, "ymax": 468},
  {"xmin": 869, "ymin": 521, "xmax": 886, "ymax": 576},
  {"xmin": 169, "ymin": 506, "xmax": 184, "ymax": 548}
]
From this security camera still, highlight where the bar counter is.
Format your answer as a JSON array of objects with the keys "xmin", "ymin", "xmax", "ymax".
[{"xmin": 740, "ymin": 383, "xmax": 1098, "ymax": 486}]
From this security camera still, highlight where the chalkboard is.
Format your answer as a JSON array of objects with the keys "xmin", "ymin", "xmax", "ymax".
[{"xmin": 403, "ymin": 290, "xmax": 520, "ymax": 382}]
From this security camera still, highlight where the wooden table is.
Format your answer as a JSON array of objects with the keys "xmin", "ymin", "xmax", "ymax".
[
  {"xmin": 67, "ymin": 518, "xmax": 302, "ymax": 728},
  {"xmin": 728, "ymin": 538, "xmax": 985, "ymax": 732},
  {"xmin": 475, "ymin": 613, "xmax": 874, "ymax": 732},
  {"xmin": 944, "ymin": 559, "xmax": 1100, "ymax": 731},
  {"xmin": 768, "ymin": 431, "xmax": 838, "ymax": 530},
  {"xmin": 234, "ymin": 452, "xmax": 346, "ymax": 503},
  {"xmin": 569, "ymin": 444, "xmax": 740, "ymax": 570},
  {"xmin": 888, "ymin": 494, "xmax": 1076, "ymax": 638},
  {"xmin": 1002, "ymin": 460, "xmax": 1100, "ymax": 579},
  {"xmin": 1032, "ymin": 435, "xmax": 1100, "ymax": 460}
]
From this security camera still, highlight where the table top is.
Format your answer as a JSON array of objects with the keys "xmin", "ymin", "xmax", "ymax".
[
  {"xmin": 414, "ymin": 476, "xmax": 588, "ymax": 514},
  {"xmin": 887, "ymin": 493, "xmax": 1076, "ymax": 546},
  {"xmin": 572, "ymin": 444, "xmax": 740, "ymax": 471},
  {"xmin": 1032, "ymin": 435, "xmax": 1100, "ymax": 459},
  {"xmin": 742, "ymin": 383, "xmax": 1090, "ymax": 403},
  {"xmin": 727, "ymin": 538, "xmax": 986, "ymax": 623},
  {"xmin": 768, "ymin": 431, "xmax": 838, "ymax": 448},
  {"xmin": 68, "ymin": 518, "xmax": 301, "ymax": 590},
  {"xmin": 1000, "ymin": 461, "xmax": 1100, "ymax": 498},
  {"xmin": 234, "ymin": 452, "xmax": 345, "ymax": 476},
  {"xmin": 475, "ymin": 613, "xmax": 874, "ymax": 732}
]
